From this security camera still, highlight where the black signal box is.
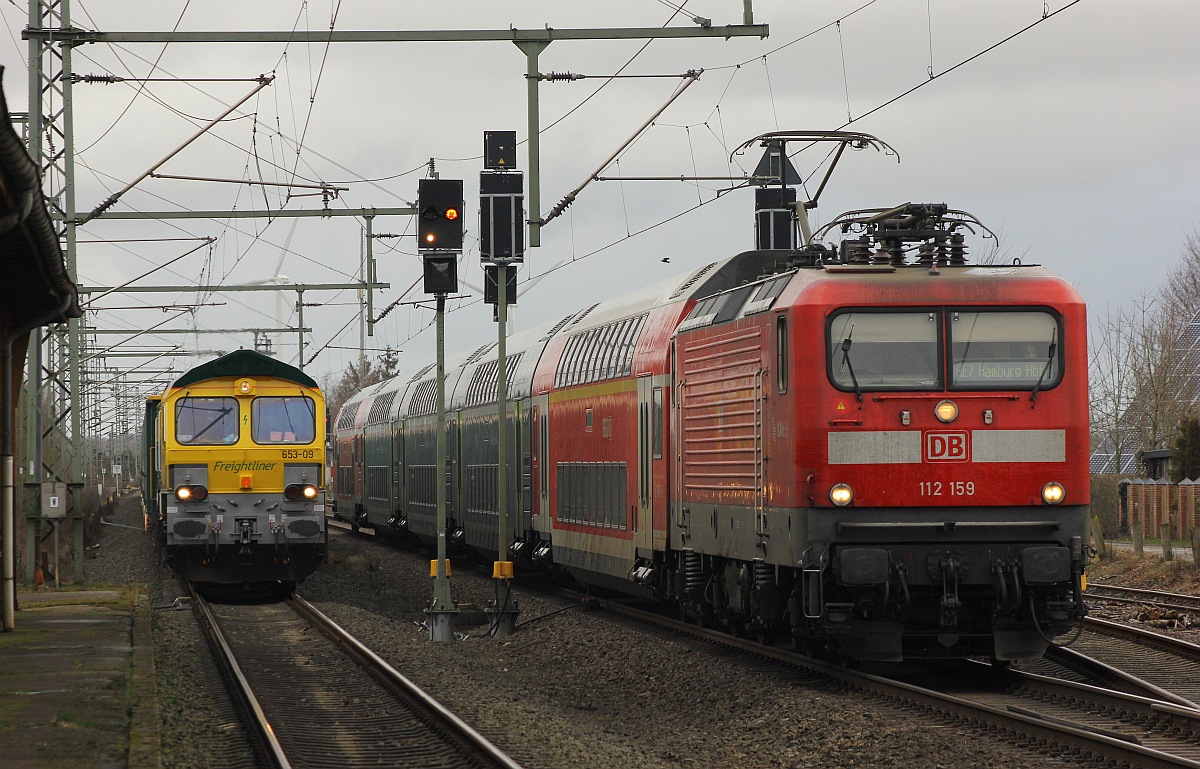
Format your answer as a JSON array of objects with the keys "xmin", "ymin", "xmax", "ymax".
[
  {"xmin": 484, "ymin": 263, "xmax": 517, "ymax": 306},
  {"xmin": 484, "ymin": 131, "xmax": 517, "ymax": 170},
  {"xmin": 417, "ymin": 178, "xmax": 464, "ymax": 252},
  {"xmin": 422, "ymin": 252, "xmax": 458, "ymax": 294},
  {"xmin": 480, "ymin": 170, "xmax": 525, "ymax": 262},
  {"xmin": 755, "ymin": 186, "xmax": 797, "ymax": 251}
]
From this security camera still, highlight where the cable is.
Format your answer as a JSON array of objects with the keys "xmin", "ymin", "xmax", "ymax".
[
  {"xmin": 843, "ymin": 0, "xmax": 1085, "ymax": 128},
  {"xmin": 73, "ymin": 2, "xmax": 193, "ymax": 154}
]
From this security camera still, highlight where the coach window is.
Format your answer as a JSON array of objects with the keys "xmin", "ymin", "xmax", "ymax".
[
  {"xmin": 949, "ymin": 310, "xmax": 1061, "ymax": 390},
  {"xmin": 252, "ymin": 396, "xmax": 317, "ymax": 444},
  {"xmin": 776, "ymin": 315, "xmax": 789, "ymax": 394},
  {"xmin": 652, "ymin": 387, "xmax": 663, "ymax": 459},
  {"xmin": 828, "ymin": 310, "xmax": 940, "ymax": 391},
  {"xmin": 175, "ymin": 397, "xmax": 239, "ymax": 445}
]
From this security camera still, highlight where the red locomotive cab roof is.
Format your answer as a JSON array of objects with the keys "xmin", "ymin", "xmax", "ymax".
[{"xmin": 788, "ymin": 263, "xmax": 1085, "ymax": 310}]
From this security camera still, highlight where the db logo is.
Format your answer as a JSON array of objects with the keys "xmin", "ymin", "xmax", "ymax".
[{"xmin": 925, "ymin": 431, "xmax": 969, "ymax": 462}]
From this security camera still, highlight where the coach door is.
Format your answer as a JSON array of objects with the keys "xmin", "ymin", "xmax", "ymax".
[
  {"xmin": 400, "ymin": 422, "xmax": 410, "ymax": 518},
  {"xmin": 636, "ymin": 376, "xmax": 654, "ymax": 554},
  {"xmin": 531, "ymin": 395, "xmax": 550, "ymax": 532}
]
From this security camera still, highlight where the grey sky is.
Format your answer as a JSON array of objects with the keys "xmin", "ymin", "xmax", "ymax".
[{"xmin": 3, "ymin": 1, "xmax": 1197, "ymax": 391}]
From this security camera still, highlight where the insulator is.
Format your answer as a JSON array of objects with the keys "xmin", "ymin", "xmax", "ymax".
[
  {"xmin": 753, "ymin": 562, "xmax": 774, "ymax": 590},
  {"xmin": 543, "ymin": 71, "xmax": 584, "ymax": 81},
  {"xmin": 848, "ymin": 237, "xmax": 873, "ymax": 264},
  {"xmin": 949, "ymin": 233, "xmax": 968, "ymax": 264},
  {"xmin": 870, "ymin": 239, "xmax": 895, "ymax": 265},
  {"xmin": 887, "ymin": 240, "xmax": 906, "ymax": 266},
  {"xmin": 683, "ymin": 552, "xmax": 706, "ymax": 590},
  {"xmin": 74, "ymin": 74, "xmax": 120, "ymax": 84},
  {"xmin": 934, "ymin": 233, "xmax": 950, "ymax": 265},
  {"xmin": 916, "ymin": 242, "xmax": 936, "ymax": 267}
]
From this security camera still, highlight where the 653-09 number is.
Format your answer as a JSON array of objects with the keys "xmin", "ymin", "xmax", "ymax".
[
  {"xmin": 281, "ymin": 449, "xmax": 315, "ymax": 459},
  {"xmin": 919, "ymin": 481, "xmax": 975, "ymax": 497}
]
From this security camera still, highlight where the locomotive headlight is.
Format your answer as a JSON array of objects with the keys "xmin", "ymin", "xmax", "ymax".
[
  {"xmin": 235, "ymin": 378, "xmax": 256, "ymax": 395},
  {"xmin": 829, "ymin": 483, "xmax": 854, "ymax": 507},
  {"xmin": 284, "ymin": 484, "xmax": 302, "ymax": 501},
  {"xmin": 301, "ymin": 484, "xmax": 318, "ymax": 501},
  {"xmin": 174, "ymin": 485, "xmax": 207, "ymax": 502},
  {"xmin": 934, "ymin": 400, "xmax": 959, "ymax": 423},
  {"xmin": 1041, "ymin": 481, "xmax": 1066, "ymax": 505}
]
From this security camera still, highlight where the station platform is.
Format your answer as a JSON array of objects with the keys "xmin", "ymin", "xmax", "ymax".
[{"xmin": 0, "ymin": 588, "xmax": 160, "ymax": 769}]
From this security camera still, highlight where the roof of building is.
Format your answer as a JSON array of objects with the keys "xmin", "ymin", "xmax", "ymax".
[{"xmin": 0, "ymin": 66, "xmax": 81, "ymax": 328}]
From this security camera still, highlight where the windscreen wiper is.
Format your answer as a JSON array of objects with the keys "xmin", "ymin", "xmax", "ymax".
[
  {"xmin": 839, "ymin": 330, "xmax": 863, "ymax": 403},
  {"xmin": 195, "ymin": 406, "xmax": 233, "ymax": 440},
  {"xmin": 1029, "ymin": 330, "xmax": 1058, "ymax": 407}
]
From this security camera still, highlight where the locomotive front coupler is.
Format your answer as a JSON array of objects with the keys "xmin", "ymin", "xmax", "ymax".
[
  {"xmin": 891, "ymin": 562, "xmax": 910, "ymax": 607},
  {"xmin": 938, "ymin": 556, "xmax": 962, "ymax": 630},
  {"xmin": 237, "ymin": 518, "xmax": 254, "ymax": 556}
]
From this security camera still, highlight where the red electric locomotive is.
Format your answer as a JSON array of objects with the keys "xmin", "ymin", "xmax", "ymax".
[
  {"xmin": 335, "ymin": 134, "xmax": 1089, "ymax": 662},
  {"xmin": 660, "ymin": 204, "xmax": 1090, "ymax": 660}
]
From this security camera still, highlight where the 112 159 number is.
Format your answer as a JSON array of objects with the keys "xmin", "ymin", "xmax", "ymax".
[{"xmin": 919, "ymin": 481, "xmax": 975, "ymax": 496}]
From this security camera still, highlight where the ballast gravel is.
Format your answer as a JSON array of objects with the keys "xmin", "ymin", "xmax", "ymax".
[{"xmin": 86, "ymin": 499, "xmax": 1070, "ymax": 769}]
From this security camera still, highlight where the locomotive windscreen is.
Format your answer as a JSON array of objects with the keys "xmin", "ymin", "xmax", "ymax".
[
  {"xmin": 827, "ymin": 308, "xmax": 1062, "ymax": 392},
  {"xmin": 949, "ymin": 310, "xmax": 1061, "ymax": 388},
  {"xmin": 828, "ymin": 310, "xmax": 940, "ymax": 389}
]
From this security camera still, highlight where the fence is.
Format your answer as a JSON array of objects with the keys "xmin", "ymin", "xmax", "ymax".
[{"xmin": 1122, "ymin": 479, "xmax": 1200, "ymax": 539}]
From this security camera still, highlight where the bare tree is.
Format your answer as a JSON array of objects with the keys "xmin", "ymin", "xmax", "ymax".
[
  {"xmin": 1125, "ymin": 297, "xmax": 1193, "ymax": 459},
  {"xmin": 1158, "ymin": 231, "xmax": 1200, "ymax": 321},
  {"xmin": 1090, "ymin": 281, "xmax": 1198, "ymax": 476},
  {"xmin": 973, "ymin": 223, "xmax": 1030, "ymax": 266},
  {"xmin": 321, "ymin": 346, "xmax": 400, "ymax": 420},
  {"xmin": 1089, "ymin": 300, "xmax": 1141, "ymax": 473}
]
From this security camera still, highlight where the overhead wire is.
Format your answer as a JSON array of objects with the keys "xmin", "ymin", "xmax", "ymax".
[
  {"xmin": 511, "ymin": 0, "xmax": 1088, "ymax": 315},
  {"xmin": 61, "ymin": 2, "xmax": 1087, "ymax": 376},
  {"xmin": 841, "ymin": 0, "xmax": 1084, "ymax": 128},
  {"xmin": 73, "ymin": 1, "xmax": 192, "ymax": 154}
]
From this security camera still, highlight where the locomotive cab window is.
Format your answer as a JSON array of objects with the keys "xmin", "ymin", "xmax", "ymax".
[
  {"xmin": 175, "ymin": 397, "xmax": 239, "ymax": 445},
  {"xmin": 827, "ymin": 311, "xmax": 940, "ymax": 391},
  {"xmin": 252, "ymin": 396, "xmax": 318, "ymax": 444},
  {"xmin": 949, "ymin": 310, "xmax": 1062, "ymax": 390}
]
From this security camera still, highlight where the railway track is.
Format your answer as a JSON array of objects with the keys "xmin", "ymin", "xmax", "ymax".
[
  {"xmin": 1087, "ymin": 583, "xmax": 1200, "ymax": 615},
  {"xmin": 1019, "ymin": 617, "xmax": 1200, "ymax": 709},
  {"xmin": 587, "ymin": 595, "xmax": 1200, "ymax": 768},
  {"xmin": 325, "ymin": 520, "xmax": 1200, "ymax": 766},
  {"xmin": 190, "ymin": 584, "xmax": 524, "ymax": 769}
]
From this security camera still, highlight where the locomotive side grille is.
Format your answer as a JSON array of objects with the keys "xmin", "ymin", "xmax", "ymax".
[{"xmin": 678, "ymin": 327, "xmax": 764, "ymax": 507}]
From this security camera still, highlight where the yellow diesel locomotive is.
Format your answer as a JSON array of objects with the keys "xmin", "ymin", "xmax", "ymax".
[{"xmin": 144, "ymin": 350, "xmax": 327, "ymax": 590}]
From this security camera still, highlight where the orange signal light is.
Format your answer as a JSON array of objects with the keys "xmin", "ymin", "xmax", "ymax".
[{"xmin": 444, "ymin": 207, "xmax": 459, "ymax": 221}]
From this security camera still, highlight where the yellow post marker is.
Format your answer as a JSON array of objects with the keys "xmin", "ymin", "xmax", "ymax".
[
  {"xmin": 492, "ymin": 561, "xmax": 514, "ymax": 580},
  {"xmin": 429, "ymin": 559, "xmax": 452, "ymax": 578}
]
